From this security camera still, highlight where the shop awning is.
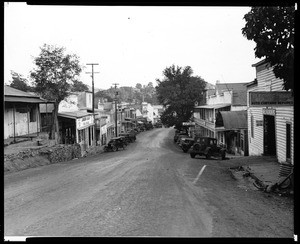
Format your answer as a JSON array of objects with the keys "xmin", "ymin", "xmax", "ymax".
[
  {"xmin": 218, "ymin": 111, "xmax": 247, "ymax": 130},
  {"xmin": 195, "ymin": 103, "xmax": 231, "ymax": 109},
  {"xmin": 58, "ymin": 111, "xmax": 95, "ymax": 119}
]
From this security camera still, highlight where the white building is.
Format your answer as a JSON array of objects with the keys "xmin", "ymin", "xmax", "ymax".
[{"xmin": 247, "ymin": 59, "xmax": 293, "ymax": 164}]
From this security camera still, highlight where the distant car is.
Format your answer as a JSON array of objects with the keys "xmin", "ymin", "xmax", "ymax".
[
  {"xmin": 104, "ymin": 137, "xmax": 126, "ymax": 152},
  {"xmin": 177, "ymin": 134, "xmax": 190, "ymax": 145},
  {"xmin": 119, "ymin": 132, "xmax": 136, "ymax": 143},
  {"xmin": 154, "ymin": 122, "xmax": 163, "ymax": 128},
  {"xmin": 174, "ymin": 131, "xmax": 188, "ymax": 143},
  {"xmin": 189, "ymin": 137, "xmax": 226, "ymax": 160},
  {"xmin": 180, "ymin": 138, "xmax": 195, "ymax": 153}
]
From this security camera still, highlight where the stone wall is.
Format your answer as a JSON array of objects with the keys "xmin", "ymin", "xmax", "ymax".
[{"xmin": 4, "ymin": 143, "xmax": 82, "ymax": 173}]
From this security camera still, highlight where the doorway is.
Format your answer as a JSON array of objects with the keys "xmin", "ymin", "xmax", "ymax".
[
  {"xmin": 263, "ymin": 115, "xmax": 276, "ymax": 156},
  {"xmin": 286, "ymin": 123, "xmax": 291, "ymax": 161}
]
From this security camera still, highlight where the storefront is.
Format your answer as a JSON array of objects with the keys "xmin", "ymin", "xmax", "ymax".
[
  {"xmin": 58, "ymin": 111, "xmax": 95, "ymax": 152},
  {"xmin": 247, "ymin": 59, "xmax": 294, "ymax": 164},
  {"xmin": 215, "ymin": 110, "xmax": 248, "ymax": 156}
]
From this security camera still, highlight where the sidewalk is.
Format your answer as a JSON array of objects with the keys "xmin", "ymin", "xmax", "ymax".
[
  {"xmin": 229, "ymin": 155, "xmax": 293, "ymax": 194},
  {"xmin": 245, "ymin": 156, "xmax": 281, "ymax": 186}
]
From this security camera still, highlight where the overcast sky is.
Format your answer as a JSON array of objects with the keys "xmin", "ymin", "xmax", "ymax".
[{"xmin": 4, "ymin": 3, "xmax": 261, "ymax": 90}]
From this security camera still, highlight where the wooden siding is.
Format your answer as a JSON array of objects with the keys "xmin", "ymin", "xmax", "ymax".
[
  {"xmin": 275, "ymin": 107, "xmax": 294, "ymax": 164},
  {"xmin": 248, "ymin": 107, "xmax": 264, "ymax": 156},
  {"xmin": 248, "ymin": 65, "xmax": 294, "ymax": 164},
  {"xmin": 256, "ymin": 65, "xmax": 285, "ymax": 92},
  {"xmin": 4, "ymin": 106, "xmax": 40, "ymax": 139}
]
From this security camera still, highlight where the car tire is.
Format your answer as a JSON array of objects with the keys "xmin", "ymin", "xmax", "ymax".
[
  {"xmin": 221, "ymin": 152, "xmax": 226, "ymax": 160},
  {"xmin": 206, "ymin": 151, "xmax": 211, "ymax": 159}
]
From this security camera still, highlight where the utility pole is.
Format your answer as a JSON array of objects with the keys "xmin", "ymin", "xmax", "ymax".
[
  {"xmin": 112, "ymin": 83, "xmax": 119, "ymax": 137},
  {"xmin": 86, "ymin": 63, "xmax": 99, "ymax": 146}
]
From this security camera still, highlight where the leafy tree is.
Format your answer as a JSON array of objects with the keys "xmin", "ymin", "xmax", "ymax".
[
  {"xmin": 242, "ymin": 6, "xmax": 294, "ymax": 92},
  {"xmin": 156, "ymin": 65, "xmax": 206, "ymax": 129},
  {"xmin": 71, "ymin": 80, "xmax": 89, "ymax": 92},
  {"xmin": 30, "ymin": 44, "xmax": 82, "ymax": 142},
  {"xmin": 9, "ymin": 71, "xmax": 34, "ymax": 92},
  {"xmin": 135, "ymin": 83, "xmax": 142, "ymax": 90}
]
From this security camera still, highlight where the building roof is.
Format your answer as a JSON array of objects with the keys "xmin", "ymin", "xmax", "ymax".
[
  {"xmin": 215, "ymin": 83, "xmax": 248, "ymax": 94},
  {"xmin": 58, "ymin": 111, "xmax": 95, "ymax": 119},
  {"xmin": 251, "ymin": 59, "xmax": 268, "ymax": 67},
  {"xmin": 195, "ymin": 103, "xmax": 231, "ymax": 109},
  {"xmin": 219, "ymin": 111, "xmax": 247, "ymax": 130},
  {"xmin": 4, "ymin": 85, "xmax": 47, "ymax": 103},
  {"xmin": 232, "ymin": 90, "xmax": 247, "ymax": 106}
]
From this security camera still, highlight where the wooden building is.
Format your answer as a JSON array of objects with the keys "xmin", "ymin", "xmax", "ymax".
[
  {"xmin": 4, "ymin": 86, "xmax": 46, "ymax": 141},
  {"xmin": 247, "ymin": 59, "xmax": 294, "ymax": 164}
]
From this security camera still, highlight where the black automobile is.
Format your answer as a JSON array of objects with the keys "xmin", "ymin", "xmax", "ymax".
[
  {"xmin": 189, "ymin": 137, "xmax": 226, "ymax": 160},
  {"xmin": 174, "ymin": 130, "xmax": 188, "ymax": 143},
  {"xmin": 119, "ymin": 132, "xmax": 136, "ymax": 143},
  {"xmin": 180, "ymin": 138, "xmax": 195, "ymax": 153},
  {"xmin": 104, "ymin": 137, "xmax": 126, "ymax": 152},
  {"xmin": 154, "ymin": 122, "xmax": 163, "ymax": 128}
]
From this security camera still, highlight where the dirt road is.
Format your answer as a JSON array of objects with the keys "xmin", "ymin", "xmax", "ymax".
[{"xmin": 4, "ymin": 127, "xmax": 293, "ymax": 237}]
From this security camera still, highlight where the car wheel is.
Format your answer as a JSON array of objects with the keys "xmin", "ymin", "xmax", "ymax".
[
  {"xmin": 221, "ymin": 152, "xmax": 226, "ymax": 160},
  {"xmin": 190, "ymin": 153, "xmax": 195, "ymax": 158},
  {"xmin": 206, "ymin": 151, "xmax": 211, "ymax": 159}
]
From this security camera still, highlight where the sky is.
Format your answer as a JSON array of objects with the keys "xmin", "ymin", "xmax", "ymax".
[{"xmin": 4, "ymin": 3, "xmax": 261, "ymax": 90}]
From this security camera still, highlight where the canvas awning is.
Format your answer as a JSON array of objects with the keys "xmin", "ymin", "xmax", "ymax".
[{"xmin": 218, "ymin": 111, "xmax": 247, "ymax": 130}]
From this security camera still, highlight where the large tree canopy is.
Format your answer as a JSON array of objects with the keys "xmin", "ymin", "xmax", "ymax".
[
  {"xmin": 156, "ymin": 65, "xmax": 206, "ymax": 129},
  {"xmin": 30, "ymin": 44, "xmax": 82, "ymax": 141},
  {"xmin": 242, "ymin": 6, "xmax": 294, "ymax": 92},
  {"xmin": 9, "ymin": 71, "xmax": 34, "ymax": 92}
]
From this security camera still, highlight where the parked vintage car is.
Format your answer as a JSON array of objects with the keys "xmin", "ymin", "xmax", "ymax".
[
  {"xmin": 180, "ymin": 138, "xmax": 195, "ymax": 153},
  {"xmin": 104, "ymin": 137, "xmax": 126, "ymax": 152},
  {"xmin": 174, "ymin": 130, "xmax": 188, "ymax": 143},
  {"xmin": 177, "ymin": 134, "xmax": 190, "ymax": 145},
  {"xmin": 119, "ymin": 132, "xmax": 136, "ymax": 143},
  {"xmin": 189, "ymin": 137, "xmax": 226, "ymax": 160},
  {"xmin": 154, "ymin": 122, "xmax": 163, "ymax": 128}
]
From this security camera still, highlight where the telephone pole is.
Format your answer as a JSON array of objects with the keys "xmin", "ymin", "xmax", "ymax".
[
  {"xmin": 112, "ymin": 83, "xmax": 119, "ymax": 137},
  {"xmin": 86, "ymin": 63, "xmax": 99, "ymax": 145}
]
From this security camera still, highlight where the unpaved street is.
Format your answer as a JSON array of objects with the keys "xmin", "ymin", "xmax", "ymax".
[{"xmin": 4, "ymin": 127, "xmax": 293, "ymax": 237}]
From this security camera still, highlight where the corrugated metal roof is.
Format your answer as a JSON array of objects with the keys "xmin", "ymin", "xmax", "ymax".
[
  {"xmin": 4, "ymin": 96, "xmax": 46, "ymax": 103},
  {"xmin": 58, "ymin": 111, "xmax": 95, "ymax": 119},
  {"xmin": 219, "ymin": 111, "xmax": 247, "ymax": 130},
  {"xmin": 195, "ymin": 103, "xmax": 231, "ymax": 109},
  {"xmin": 4, "ymin": 86, "xmax": 40, "ymax": 97}
]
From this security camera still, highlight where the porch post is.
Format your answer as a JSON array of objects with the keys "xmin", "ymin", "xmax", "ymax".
[
  {"xmin": 27, "ymin": 104, "xmax": 30, "ymax": 139},
  {"xmin": 13, "ymin": 104, "xmax": 16, "ymax": 143}
]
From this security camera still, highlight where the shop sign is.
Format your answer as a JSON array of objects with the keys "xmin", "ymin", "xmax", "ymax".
[
  {"xmin": 262, "ymin": 108, "xmax": 276, "ymax": 116},
  {"xmin": 256, "ymin": 120, "xmax": 263, "ymax": 126},
  {"xmin": 182, "ymin": 122, "xmax": 196, "ymax": 126},
  {"xmin": 76, "ymin": 115, "xmax": 94, "ymax": 130},
  {"xmin": 249, "ymin": 91, "xmax": 293, "ymax": 106}
]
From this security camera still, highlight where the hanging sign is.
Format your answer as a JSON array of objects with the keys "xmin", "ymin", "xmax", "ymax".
[
  {"xmin": 262, "ymin": 108, "xmax": 276, "ymax": 116},
  {"xmin": 76, "ymin": 115, "xmax": 94, "ymax": 130}
]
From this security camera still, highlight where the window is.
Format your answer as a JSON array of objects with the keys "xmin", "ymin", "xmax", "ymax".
[
  {"xmin": 251, "ymin": 115, "xmax": 254, "ymax": 138},
  {"xmin": 29, "ymin": 106, "xmax": 36, "ymax": 122}
]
